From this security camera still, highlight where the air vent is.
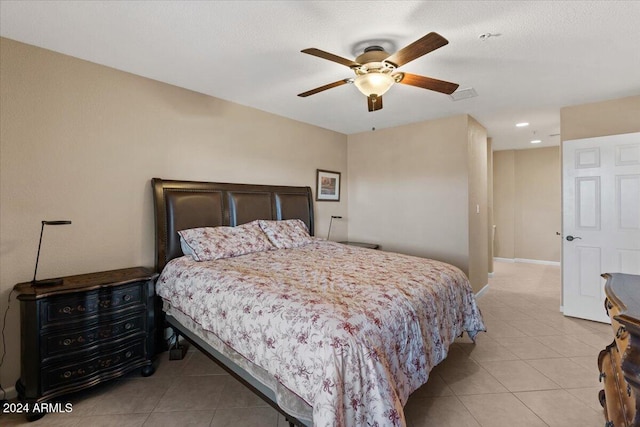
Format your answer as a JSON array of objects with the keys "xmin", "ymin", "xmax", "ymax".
[{"xmin": 449, "ymin": 88, "xmax": 478, "ymax": 101}]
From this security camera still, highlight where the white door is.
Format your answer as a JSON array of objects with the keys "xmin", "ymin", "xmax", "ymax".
[{"xmin": 562, "ymin": 132, "xmax": 640, "ymax": 323}]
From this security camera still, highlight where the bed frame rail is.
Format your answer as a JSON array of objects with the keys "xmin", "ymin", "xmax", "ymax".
[{"xmin": 166, "ymin": 315, "xmax": 310, "ymax": 427}]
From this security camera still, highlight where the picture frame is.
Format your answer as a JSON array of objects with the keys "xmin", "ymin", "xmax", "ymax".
[{"xmin": 316, "ymin": 169, "xmax": 341, "ymax": 202}]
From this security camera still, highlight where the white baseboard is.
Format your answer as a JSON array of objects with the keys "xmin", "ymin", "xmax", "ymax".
[
  {"xmin": 494, "ymin": 257, "xmax": 560, "ymax": 267},
  {"xmin": 493, "ymin": 257, "xmax": 515, "ymax": 263},
  {"xmin": 515, "ymin": 258, "xmax": 561, "ymax": 266},
  {"xmin": 475, "ymin": 284, "xmax": 490, "ymax": 298}
]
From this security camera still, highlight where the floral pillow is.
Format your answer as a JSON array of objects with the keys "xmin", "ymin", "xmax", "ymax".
[
  {"xmin": 179, "ymin": 235, "xmax": 195, "ymax": 257},
  {"xmin": 177, "ymin": 221, "xmax": 274, "ymax": 261},
  {"xmin": 257, "ymin": 219, "xmax": 313, "ymax": 249}
]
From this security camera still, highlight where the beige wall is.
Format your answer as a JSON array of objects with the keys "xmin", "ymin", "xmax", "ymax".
[
  {"xmin": 0, "ymin": 38, "xmax": 348, "ymax": 392},
  {"xmin": 467, "ymin": 117, "xmax": 489, "ymax": 291},
  {"xmin": 486, "ymin": 138, "xmax": 494, "ymax": 274},
  {"xmin": 514, "ymin": 147, "xmax": 561, "ymax": 261},
  {"xmin": 493, "ymin": 96, "xmax": 640, "ymax": 265},
  {"xmin": 347, "ymin": 114, "xmax": 488, "ymax": 292},
  {"xmin": 561, "ymin": 95, "xmax": 640, "ymax": 142},
  {"xmin": 493, "ymin": 147, "xmax": 561, "ymax": 262},
  {"xmin": 492, "ymin": 151, "xmax": 516, "ymax": 258}
]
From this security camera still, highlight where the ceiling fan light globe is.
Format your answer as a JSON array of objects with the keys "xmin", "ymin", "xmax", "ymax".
[{"xmin": 354, "ymin": 73, "xmax": 394, "ymax": 97}]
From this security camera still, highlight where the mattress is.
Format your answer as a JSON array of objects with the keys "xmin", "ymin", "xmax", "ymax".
[{"xmin": 156, "ymin": 240, "xmax": 485, "ymax": 427}]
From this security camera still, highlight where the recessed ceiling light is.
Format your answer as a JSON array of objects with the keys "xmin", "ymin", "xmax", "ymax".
[
  {"xmin": 531, "ymin": 140, "xmax": 542, "ymax": 144},
  {"xmin": 516, "ymin": 122, "xmax": 529, "ymax": 127}
]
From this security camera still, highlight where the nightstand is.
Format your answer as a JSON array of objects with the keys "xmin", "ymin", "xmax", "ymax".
[
  {"xmin": 339, "ymin": 241, "xmax": 380, "ymax": 250},
  {"xmin": 13, "ymin": 267, "xmax": 158, "ymax": 421}
]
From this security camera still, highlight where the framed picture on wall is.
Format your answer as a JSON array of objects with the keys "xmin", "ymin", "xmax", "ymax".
[{"xmin": 316, "ymin": 169, "xmax": 341, "ymax": 201}]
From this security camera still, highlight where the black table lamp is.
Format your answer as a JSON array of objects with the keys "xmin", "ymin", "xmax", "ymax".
[
  {"xmin": 32, "ymin": 220, "xmax": 72, "ymax": 286},
  {"xmin": 327, "ymin": 215, "xmax": 342, "ymax": 240}
]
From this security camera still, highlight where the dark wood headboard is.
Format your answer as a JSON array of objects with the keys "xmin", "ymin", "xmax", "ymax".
[{"xmin": 151, "ymin": 178, "xmax": 314, "ymax": 272}]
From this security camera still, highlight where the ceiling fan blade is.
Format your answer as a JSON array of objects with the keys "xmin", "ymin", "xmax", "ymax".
[
  {"xmin": 396, "ymin": 72, "xmax": 459, "ymax": 95},
  {"xmin": 298, "ymin": 79, "xmax": 351, "ymax": 97},
  {"xmin": 384, "ymin": 32, "xmax": 449, "ymax": 68},
  {"xmin": 301, "ymin": 48, "xmax": 360, "ymax": 68},
  {"xmin": 367, "ymin": 95, "xmax": 383, "ymax": 112}
]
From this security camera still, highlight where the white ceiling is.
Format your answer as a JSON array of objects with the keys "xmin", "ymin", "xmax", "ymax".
[{"xmin": 2, "ymin": 1, "xmax": 639, "ymax": 151}]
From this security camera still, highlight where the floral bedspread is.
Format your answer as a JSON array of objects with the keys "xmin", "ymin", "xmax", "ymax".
[{"xmin": 156, "ymin": 240, "xmax": 485, "ymax": 427}]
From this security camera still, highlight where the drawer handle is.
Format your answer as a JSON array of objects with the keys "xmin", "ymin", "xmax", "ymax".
[
  {"xmin": 599, "ymin": 372, "xmax": 606, "ymax": 382},
  {"xmin": 605, "ymin": 421, "xmax": 614, "ymax": 427},
  {"xmin": 63, "ymin": 371, "xmax": 72, "ymax": 379},
  {"xmin": 123, "ymin": 294, "xmax": 132, "ymax": 302},
  {"xmin": 62, "ymin": 306, "xmax": 72, "ymax": 314},
  {"xmin": 63, "ymin": 338, "xmax": 72, "ymax": 346},
  {"xmin": 124, "ymin": 323, "xmax": 132, "ymax": 330},
  {"xmin": 125, "ymin": 351, "xmax": 132, "ymax": 358},
  {"xmin": 616, "ymin": 325, "xmax": 626, "ymax": 339},
  {"xmin": 628, "ymin": 384, "xmax": 632, "ymax": 397}
]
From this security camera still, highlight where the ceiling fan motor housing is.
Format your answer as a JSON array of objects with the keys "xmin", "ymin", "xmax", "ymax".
[{"xmin": 355, "ymin": 46, "xmax": 394, "ymax": 71}]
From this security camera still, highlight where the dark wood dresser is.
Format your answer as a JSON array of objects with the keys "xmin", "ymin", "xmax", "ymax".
[
  {"xmin": 13, "ymin": 267, "xmax": 158, "ymax": 421},
  {"xmin": 599, "ymin": 273, "xmax": 640, "ymax": 427}
]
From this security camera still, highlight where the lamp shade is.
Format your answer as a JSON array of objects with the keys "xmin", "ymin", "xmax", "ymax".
[{"xmin": 353, "ymin": 73, "xmax": 394, "ymax": 97}]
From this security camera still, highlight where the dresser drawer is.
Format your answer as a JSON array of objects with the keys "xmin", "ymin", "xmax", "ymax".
[
  {"xmin": 599, "ymin": 345, "xmax": 614, "ymax": 424},
  {"xmin": 42, "ymin": 339, "xmax": 146, "ymax": 395},
  {"xmin": 599, "ymin": 341, "xmax": 636, "ymax": 427},
  {"xmin": 610, "ymin": 338, "xmax": 636, "ymax": 425},
  {"xmin": 42, "ymin": 313, "xmax": 145, "ymax": 361},
  {"xmin": 41, "ymin": 283, "xmax": 144, "ymax": 326},
  {"xmin": 606, "ymin": 298, "xmax": 632, "ymax": 373}
]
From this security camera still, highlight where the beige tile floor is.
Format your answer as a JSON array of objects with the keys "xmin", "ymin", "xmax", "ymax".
[{"xmin": 3, "ymin": 261, "xmax": 608, "ymax": 426}]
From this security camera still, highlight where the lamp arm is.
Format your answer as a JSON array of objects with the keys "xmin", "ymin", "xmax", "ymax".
[
  {"xmin": 30, "ymin": 220, "xmax": 72, "ymax": 286},
  {"xmin": 326, "ymin": 215, "xmax": 343, "ymax": 241},
  {"xmin": 32, "ymin": 221, "xmax": 46, "ymax": 283}
]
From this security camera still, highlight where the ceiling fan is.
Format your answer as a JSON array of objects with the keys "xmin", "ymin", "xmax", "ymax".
[{"xmin": 298, "ymin": 32, "xmax": 459, "ymax": 112}]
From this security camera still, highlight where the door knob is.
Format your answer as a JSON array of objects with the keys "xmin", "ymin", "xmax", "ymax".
[{"xmin": 566, "ymin": 235, "xmax": 582, "ymax": 241}]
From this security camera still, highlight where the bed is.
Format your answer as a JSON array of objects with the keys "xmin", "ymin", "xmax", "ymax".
[{"xmin": 151, "ymin": 178, "xmax": 485, "ymax": 427}]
